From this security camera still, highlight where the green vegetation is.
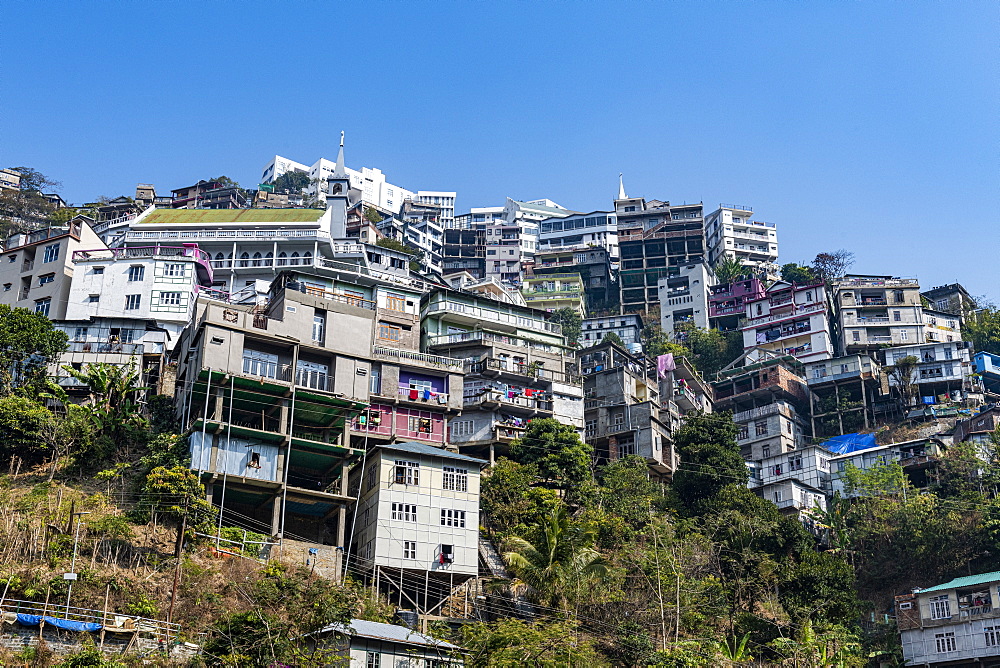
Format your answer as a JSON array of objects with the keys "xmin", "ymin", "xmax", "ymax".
[{"xmin": 549, "ymin": 306, "xmax": 582, "ymax": 346}]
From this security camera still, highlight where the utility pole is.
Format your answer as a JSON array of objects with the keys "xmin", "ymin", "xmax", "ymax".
[
  {"xmin": 167, "ymin": 499, "xmax": 188, "ymax": 626},
  {"xmin": 65, "ymin": 511, "xmax": 91, "ymax": 617}
]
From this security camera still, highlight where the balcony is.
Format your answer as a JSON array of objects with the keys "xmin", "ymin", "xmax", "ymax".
[
  {"xmin": 733, "ymin": 402, "xmax": 796, "ymax": 423},
  {"xmin": 21, "ymin": 259, "xmax": 33, "ymax": 272},
  {"xmin": 463, "ymin": 389, "xmax": 553, "ymax": 413},
  {"xmin": 496, "ymin": 424, "xmax": 526, "ymax": 442},
  {"xmin": 427, "ymin": 330, "xmax": 559, "ymax": 354},
  {"xmin": 423, "ymin": 301, "xmax": 562, "ymax": 335},
  {"xmin": 397, "ymin": 386, "xmax": 450, "ymax": 405},
  {"xmin": 67, "ymin": 341, "xmax": 145, "ymax": 355},
  {"xmin": 372, "ymin": 345, "xmax": 463, "ymax": 370},
  {"xmin": 744, "ymin": 303, "xmax": 826, "ymax": 327}
]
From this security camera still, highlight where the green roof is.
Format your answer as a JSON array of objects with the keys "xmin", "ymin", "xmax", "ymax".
[
  {"xmin": 920, "ymin": 570, "xmax": 1000, "ymax": 593},
  {"xmin": 138, "ymin": 208, "xmax": 325, "ymax": 225}
]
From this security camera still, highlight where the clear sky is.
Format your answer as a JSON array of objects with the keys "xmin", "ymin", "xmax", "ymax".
[{"xmin": 3, "ymin": 1, "xmax": 997, "ymax": 299}]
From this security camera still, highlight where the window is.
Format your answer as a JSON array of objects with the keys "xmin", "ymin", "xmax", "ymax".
[
  {"xmin": 852, "ymin": 331, "xmax": 860, "ymax": 341},
  {"xmin": 450, "ymin": 421, "xmax": 473, "ymax": 439},
  {"xmin": 986, "ymin": 627, "xmax": 998, "ymax": 648},
  {"xmin": 441, "ymin": 509, "xmax": 466, "ymax": 528},
  {"xmin": 774, "ymin": 490, "xmax": 783, "ymax": 502},
  {"xmin": 124, "ymin": 294, "xmax": 141, "ymax": 310},
  {"xmin": 761, "ymin": 446, "xmax": 770, "ymax": 459},
  {"xmin": 365, "ymin": 464, "xmax": 378, "ymax": 492},
  {"xmin": 243, "ymin": 349, "xmax": 279, "ymax": 378},
  {"xmin": 900, "ymin": 330, "xmax": 908, "ymax": 341},
  {"xmin": 312, "ymin": 312, "xmax": 326, "ymax": 342},
  {"xmin": 88, "ymin": 294, "xmax": 100, "ymax": 303},
  {"xmin": 247, "ymin": 452, "xmax": 261, "ymax": 469},
  {"xmin": 892, "ymin": 310, "xmax": 901, "ymax": 322},
  {"xmin": 391, "ymin": 503, "xmax": 417, "ymax": 522},
  {"xmin": 42, "ymin": 243, "xmax": 59, "ymax": 263},
  {"xmin": 37, "ymin": 273, "xmax": 54, "ymax": 286},
  {"xmin": 770, "ymin": 464, "xmax": 783, "ymax": 476},
  {"xmin": 755, "ymin": 421, "xmax": 768, "ymax": 437},
  {"xmin": 394, "ymin": 460, "xmax": 419, "ymax": 485},
  {"xmin": 73, "ymin": 327, "xmax": 88, "ymax": 341},
  {"xmin": 408, "ymin": 415, "xmax": 433, "ymax": 434},
  {"xmin": 403, "ymin": 541, "xmax": 416, "ymax": 559},
  {"xmin": 934, "ymin": 632, "xmax": 956, "ymax": 653},
  {"xmin": 127, "ymin": 265, "xmax": 145, "ymax": 281},
  {"xmin": 385, "ymin": 293, "xmax": 406, "ymax": 311},
  {"xmin": 366, "ymin": 651, "xmax": 381, "ymax": 668},
  {"xmin": 92, "ymin": 267, "xmax": 104, "ymax": 274},
  {"xmin": 930, "ymin": 595, "xmax": 951, "ymax": 620},
  {"xmin": 159, "ymin": 292, "xmax": 182, "ymax": 306},
  {"xmin": 805, "ymin": 291, "xmax": 812, "ymax": 302},
  {"xmin": 34, "ymin": 298, "xmax": 51, "ymax": 317},
  {"xmin": 369, "ymin": 364, "xmax": 382, "ymax": 394},
  {"xmin": 443, "ymin": 466, "xmax": 468, "ymax": 492},
  {"xmin": 163, "ymin": 262, "xmax": 185, "ymax": 277},
  {"xmin": 378, "ymin": 323, "xmax": 401, "ymax": 341},
  {"xmin": 789, "ymin": 455, "xmax": 803, "ymax": 471}
]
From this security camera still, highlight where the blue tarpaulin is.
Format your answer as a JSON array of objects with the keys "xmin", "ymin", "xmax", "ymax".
[
  {"xmin": 14, "ymin": 613, "xmax": 102, "ymax": 632},
  {"xmin": 820, "ymin": 433, "xmax": 878, "ymax": 455}
]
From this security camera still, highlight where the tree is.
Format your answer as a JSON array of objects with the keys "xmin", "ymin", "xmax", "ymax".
[
  {"xmin": 713, "ymin": 255, "xmax": 746, "ymax": 285},
  {"xmin": 0, "ymin": 395, "xmax": 57, "ymax": 461},
  {"xmin": 375, "ymin": 237, "xmax": 417, "ymax": 256},
  {"xmin": 963, "ymin": 304, "xmax": 1000, "ymax": 355},
  {"xmin": 670, "ymin": 412, "xmax": 747, "ymax": 514},
  {"xmin": 480, "ymin": 458, "xmax": 561, "ymax": 538},
  {"xmin": 885, "ymin": 355, "xmax": 919, "ymax": 408},
  {"xmin": 0, "ymin": 167, "xmax": 62, "ymax": 235},
  {"xmin": 508, "ymin": 418, "xmax": 594, "ymax": 493},
  {"xmin": 602, "ymin": 331, "xmax": 626, "ymax": 348},
  {"xmin": 642, "ymin": 323, "xmax": 690, "ymax": 360},
  {"xmin": 780, "ymin": 263, "xmax": 817, "ymax": 284},
  {"xmin": 211, "ymin": 175, "xmax": 240, "ymax": 189},
  {"xmin": 502, "ymin": 505, "xmax": 609, "ymax": 611},
  {"xmin": 10, "ymin": 166, "xmax": 61, "ymax": 193},
  {"xmin": 363, "ymin": 206, "xmax": 384, "ymax": 224},
  {"xmin": 674, "ymin": 324, "xmax": 744, "ymax": 377},
  {"xmin": 810, "ymin": 250, "xmax": 855, "ymax": 283},
  {"xmin": 0, "ymin": 305, "xmax": 69, "ymax": 397},
  {"xmin": 51, "ymin": 361, "xmax": 149, "ymax": 451},
  {"xmin": 550, "ymin": 306, "xmax": 582, "ymax": 346},
  {"xmin": 462, "ymin": 618, "xmax": 606, "ymax": 667},
  {"xmin": 272, "ymin": 170, "xmax": 311, "ymax": 194},
  {"xmin": 140, "ymin": 465, "xmax": 216, "ymax": 548}
]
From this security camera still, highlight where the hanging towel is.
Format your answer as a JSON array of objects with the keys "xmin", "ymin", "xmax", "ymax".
[
  {"xmin": 438, "ymin": 394, "xmax": 448, "ymax": 404},
  {"xmin": 409, "ymin": 389, "xmax": 419, "ymax": 400},
  {"xmin": 657, "ymin": 354, "xmax": 676, "ymax": 379},
  {"xmin": 423, "ymin": 389, "xmax": 431, "ymax": 400}
]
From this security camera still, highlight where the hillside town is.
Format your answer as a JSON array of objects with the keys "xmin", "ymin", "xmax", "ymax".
[{"xmin": 1, "ymin": 144, "xmax": 999, "ymax": 668}]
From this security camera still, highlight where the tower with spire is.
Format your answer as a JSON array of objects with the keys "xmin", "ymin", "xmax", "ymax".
[
  {"xmin": 618, "ymin": 173, "xmax": 627, "ymax": 201},
  {"xmin": 326, "ymin": 131, "xmax": 351, "ymax": 237}
]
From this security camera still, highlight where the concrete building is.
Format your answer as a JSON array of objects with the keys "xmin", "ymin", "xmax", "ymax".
[
  {"xmin": 308, "ymin": 618, "xmax": 464, "ymax": 667},
  {"xmin": 421, "ymin": 288, "xmax": 583, "ymax": 463},
  {"xmin": 883, "ymin": 340, "xmax": 978, "ymax": 408},
  {"xmin": 832, "ymin": 275, "xmax": 924, "ymax": 354},
  {"xmin": 895, "ymin": 570, "xmax": 1000, "ymax": 668},
  {"xmin": 442, "ymin": 272, "xmax": 526, "ymax": 307},
  {"xmin": 657, "ymin": 262, "xmax": 715, "ymax": 338},
  {"xmin": 804, "ymin": 355, "xmax": 882, "ymax": 438},
  {"xmin": 531, "ymin": 247, "xmax": 614, "ymax": 313},
  {"xmin": 351, "ymin": 442, "xmax": 484, "ymax": 618},
  {"xmin": 829, "ymin": 437, "xmax": 947, "ymax": 497},
  {"xmin": 520, "ymin": 272, "xmax": 585, "ymax": 314},
  {"xmin": 952, "ymin": 404, "xmax": 1000, "ymax": 450},
  {"xmin": 0, "ymin": 168, "xmax": 21, "ymax": 191},
  {"xmin": 412, "ymin": 191, "xmax": 456, "ymax": 228},
  {"xmin": 580, "ymin": 341, "xmax": 677, "ymax": 479},
  {"xmin": 923, "ymin": 308, "xmax": 964, "ymax": 345},
  {"xmin": 537, "ymin": 210, "xmax": 619, "ymax": 259},
  {"xmin": 614, "ymin": 188, "xmax": 705, "ymax": 315},
  {"xmin": 451, "ymin": 206, "xmax": 505, "ymax": 229},
  {"xmin": 501, "ymin": 198, "xmax": 577, "ymax": 263},
  {"xmin": 742, "ymin": 280, "xmax": 834, "ymax": 364},
  {"xmin": 176, "ymin": 281, "xmax": 376, "ymax": 554},
  {"xmin": 170, "ymin": 180, "xmax": 247, "ymax": 209},
  {"xmin": 708, "ymin": 277, "xmax": 766, "ymax": 332},
  {"xmin": 442, "ymin": 225, "xmax": 485, "ymax": 278},
  {"xmin": 0, "ymin": 220, "xmax": 105, "ymax": 320},
  {"xmin": 483, "ymin": 219, "xmax": 524, "ymax": 285},
  {"xmin": 704, "ymin": 205, "xmax": 780, "ymax": 281},
  {"xmin": 750, "ymin": 445, "xmax": 831, "ymax": 514},
  {"xmin": 922, "ymin": 283, "xmax": 974, "ymax": 322},
  {"xmin": 580, "ymin": 314, "xmax": 643, "ymax": 353},
  {"xmin": 973, "ymin": 352, "xmax": 1000, "ymax": 395}
]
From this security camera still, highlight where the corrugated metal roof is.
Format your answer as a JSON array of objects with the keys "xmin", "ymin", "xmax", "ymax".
[
  {"xmin": 378, "ymin": 441, "xmax": 487, "ymax": 465},
  {"xmin": 137, "ymin": 208, "xmax": 324, "ymax": 225},
  {"xmin": 919, "ymin": 570, "xmax": 1000, "ymax": 593},
  {"xmin": 322, "ymin": 619, "xmax": 461, "ymax": 650}
]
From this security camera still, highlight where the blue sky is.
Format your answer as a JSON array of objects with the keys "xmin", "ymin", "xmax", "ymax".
[{"xmin": 3, "ymin": 1, "xmax": 997, "ymax": 299}]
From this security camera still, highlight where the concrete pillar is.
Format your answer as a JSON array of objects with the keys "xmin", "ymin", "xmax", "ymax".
[
  {"xmin": 213, "ymin": 386, "xmax": 225, "ymax": 421},
  {"xmin": 270, "ymin": 496, "xmax": 281, "ymax": 537},
  {"xmin": 337, "ymin": 506, "xmax": 346, "ymax": 548}
]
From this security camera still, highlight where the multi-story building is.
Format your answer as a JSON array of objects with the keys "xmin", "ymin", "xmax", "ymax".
[
  {"xmin": 531, "ymin": 247, "xmax": 614, "ymax": 313},
  {"xmin": 412, "ymin": 191, "xmax": 456, "ymax": 228},
  {"xmin": 704, "ymin": 205, "xmax": 779, "ymax": 281},
  {"xmin": 750, "ymin": 445, "xmax": 831, "ymax": 514},
  {"xmin": 580, "ymin": 314, "xmax": 643, "ymax": 353},
  {"xmin": 176, "ymin": 279, "xmax": 375, "ymax": 554},
  {"xmin": 895, "ymin": 570, "xmax": 1000, "ymax": 668},
  {"xmin": 657, "ymin": 262, "xmax": 715, "ymax": 338},
  {"xmin": 952, "ymin": 405, "xmax": 1000, "ymax": 451},
  {"xmin": 804, "ymin": 355, "xmax": 882, "ymax": 438},
  {"xmin": 921, "ymin": 283, "xmax": 974, "ymax": 322},
  {"xmin": 883, "ymin": 340, "xmax": 978, "ymax": 407},
  {"xmin": 421, "ymin": 288, "xmax": 583, "ymax": 463},
  {"xmin": 483, "ymin": 219, "xmax": 524, "ymax": 284},
  {"xmin": 502, "ymin": 198, "xmax": 576, "ymax": 261},
  {"xmin": 708, "ymin": 277, "xmax": 766, "ymax": 332},
  {"xmin": 829, "ymin": 437, "xmax": 947, "ymax": 496},
  {"xmin": 170, "ymin": 180, "xmax": 247, "ymax": 209},
  {"xmin": 742, "ymin": 280, "xmax": 834, "ymax": 363},
  {"xmin": 58, "ymin": 243, "xmax": 214, "ymax": 393},
  {"xmin": 580, "ymin": 341, "xmax": 677, "ymax": 479},
  {"xmin": 713, "ymin": 356, "xmax": 811, "ymax": 462},
  {"xmin": 0, "ymin": 220, "xmax": 106, "ymax": 319},
  {"xmin": 442, "ymin": 225, "xmax": 485, "ymax": 278},
  {"xmin": 614, "ymin": 194, "xmax": 705, "ymax": 315},
  {"xmin": 973, "ymin": 352, "xmax": 1000, "ymax": 394},
  {"xmin": 832, "ymin": 275, "xmax": 924, "ymax": 354},
  {"xmin": 442, "ymin": 272, "xmax": 526, "ymax": 307},
  {"xmin": 520, "ymin": 273, "xmax": 585, "ymax": 314},
  {"xmin": 537, "ymin": 210, "xmax": 619, "ymax": 259},
  {"xmin": 0, "ymin": 168, "xmax": 21, "ymax": 191},
  {"xmin": 351, "ymin": 441, "xmax": 484, "ymax": 617},
  {"xmin": 922, "ymin": 308, "xmax": 964, "ymax": 345},
  {"xmin": 451, "ymin": 206, "xmax": 504, "ymax": 229}
]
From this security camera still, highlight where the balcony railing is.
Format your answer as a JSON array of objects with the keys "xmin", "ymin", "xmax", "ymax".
[
  {"xmin": 398, "ymin": 386, "xmax": 450, "ymax": 403},
  {"xmin": 427, "ymin": 330, "xmax": 559, "ymax": 353},
  {"xmin": 67, "ymin": 341, "xmax": 145, "ymax": 355},
  {"xmin": 744, "ymin": 303, "xmax": 826, "ymax": 327},
  {"xmin": 423, "ymin": 300, "xmax": 562, "ymax": 335},
  {"xmin": 372, "ymin": 345, "xmax": 464, "ymax": 369},
  {"xmin": 72, "ymin": 245, "xmax": 211, "ymax": 262},
  {"xmin": 463, "ymin": 389, "xmax": 553, "ymax": 412}
]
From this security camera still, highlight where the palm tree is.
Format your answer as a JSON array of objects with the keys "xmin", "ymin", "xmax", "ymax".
[
  {"xmin": 502, "ymin": 505, "xmax": 609, "ymax": 612},
  {"xmin": 715, "ymin": 632, "xmax": 753, "ymax": 665},
  {"xmin": 48, "ymin": 361, "xmax": 148, "ymax": 448},
  {"xmin": 714, "ymin": 254, "xmax": 747, "ymax": 284}
]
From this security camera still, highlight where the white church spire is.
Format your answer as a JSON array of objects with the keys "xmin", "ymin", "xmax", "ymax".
[{"xmin": 617, "ymin": 173, "xmax": 627, "ymax": 200}]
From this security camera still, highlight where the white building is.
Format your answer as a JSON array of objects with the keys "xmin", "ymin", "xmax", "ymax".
[
  {"xmin": 537, "ymin": 210, "xmax": 619, "ymax": 259},
  {"xmin": 750, "ymin": 444, "xmax": 831, "ymax": 514},
  {"xmin": 352, "ymin": 441, "xmax": 485, "ymax": 616},
  {"xmin": 580, "ymin": 314, "xmax": 643, "ymax": 353},
  {"xmin": 452, "ymin": 206, "xmax": 505, "ymax": 229},
  {"xmin": 657, "ymin": 262, "xmax": 716, "ymax": 338},
  {"xmin": 883, "ymin": 340, "xmax": 978, "ymax": 406},
  {"xmin": 309, "ymin": 619, "xmax": 464, "ymax": 667},
  {"xmin": 829, "ymin": 438, "xmax": 948, "ymax": 497},
  {"xmin": 742, "ymin": 280, "xmax": 834, "ymax": 364},
  {"xmin": 895, "ymin": 570, "xmax": 1000, "ymax": 667},
  {"xmin": 502, "ymin": 198, "xmax": 577, "ymax": 261},
  {"xmin": 704, "ymin": 205, "xmax": 780, "ymax": 281},
  {"xmin": 832, "ymin": 275, "xmax": 924, "ymax": 354},
  {"xmin": 260, "ymin": 154, "xmax": 456, "ymax": 221}
]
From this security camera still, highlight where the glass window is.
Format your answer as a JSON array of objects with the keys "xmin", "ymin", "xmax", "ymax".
[
  {"xmin": 440, "ymin": 509, "xmax": 466, "ymax": 528},
  {"xmin": 124, "ymin": 294, "xmax": 141, "ymax": 310},
  {"xmin": 391, "ymin": 503, "xmax": 417, "ymax": 522},
  {"xmin": 127, "ymin": 265, "xmax": 145, "ymax": 281},
  {"xmin": 934, "ymin": 632, "xmax": 956, "ymax": 653},
  {"xmin": 73, "ymin": 327, "xmax": 88, "ymax": 341},
  {"xmin": 378, "ymin": 323, "xmax": 401, "ymax": 341},
  {"xmin": 930, "ymin": 595, "xmax": 951, "ymax": 620},
  {"xmin": 443, "ymin": 466, "xmax": 468, "ymax": 491},
  {"xmin": 34, "ymin": 298, "xmax": 51, "ymax": 317},
  {"xmin": 394, "ymin": 460, "xmax": 419, "ymax": 485},
  {"xmin": 38, "ymin": 274, "xmax": 54, "ymax": 286},
  {"xmin": 366, "ymin": 651, "xmax": 380, "ymax": 668},
  {"xmin": 42, "ymin": 244, "xmax": 59, "ymax": 263},
  {"xmin": 403, "ymin": 541, "xmax": 416, "ymax": 559},
  {"xmin": 163, "ymin": 262, "xmax": 185, "ymax": 277},
  {"xmin": 159, "ymin": 292, "xmax": 182, "ymax": 306}
]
